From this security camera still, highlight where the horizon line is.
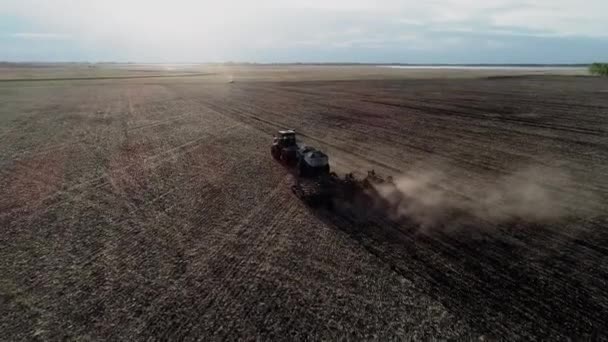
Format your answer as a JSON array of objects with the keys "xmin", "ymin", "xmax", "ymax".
[{"xmin": 0, "ymin": 61, "xmax": 596, "ymax": 66}]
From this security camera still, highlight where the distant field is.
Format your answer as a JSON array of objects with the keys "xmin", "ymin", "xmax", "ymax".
[
  {"xmin": 0, "ymin": 64, "xmax": 210, "ymax": 81},
  {"xmin": 0, "ymin": 65, "xmax": 607, "ymax": 340},
  {"xmin": 0, "ymin": 63, "xmax": 590, "ymax": 81}
]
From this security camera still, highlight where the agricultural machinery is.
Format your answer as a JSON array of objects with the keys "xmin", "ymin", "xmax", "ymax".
[
  {"xmin": 271, "ymin": 130, "xmax": 330, "ymax": 177},
  {"xmin": 271, "ymin": 129, "xmax": 393, "ymax": 208}
]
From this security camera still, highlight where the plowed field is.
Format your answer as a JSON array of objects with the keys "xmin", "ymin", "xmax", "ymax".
[{"xmin": 1, "ymin": 69, "xmax": 607, "ymax": 340}]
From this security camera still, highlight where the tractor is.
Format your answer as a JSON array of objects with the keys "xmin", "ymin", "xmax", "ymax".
[
  {"xmin": 271, "ymin": 130, "xmax": 298, "ymax": 164},
  {"xmin": 271, "ymin": 130, "xmax": 330, "ymax": 177},
  {"xmin": 271, "ymin": 129, "xmax": 392, "ymax": 209}
]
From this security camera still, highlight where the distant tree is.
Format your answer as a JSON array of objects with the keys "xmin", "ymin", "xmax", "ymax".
[{"xmin": 589, "ymin": 63, "xmax": 608, "ymax": 76}]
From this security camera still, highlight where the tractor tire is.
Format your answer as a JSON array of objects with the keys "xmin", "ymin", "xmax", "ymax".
[
  {"xmin": 280, "ymin": 150, "xmax": 287, "ymax": 162},
  {"xmin": 322, "ymin": 164, "xmax": 330, "ymax": 175},
  {"xmin": 281, "ymin": 150, "xmax": 295, "ymax": 165},
  {"xmin": 271, "ymin": 146, "xmax": 280, "ymax": 160},
  {"xmin": 324, "ymin": 197, "xmax": 335, "ymax": 211},
  {"xmin": 297, "ymin": 161, "xmax": 308, "ymax": 177}
]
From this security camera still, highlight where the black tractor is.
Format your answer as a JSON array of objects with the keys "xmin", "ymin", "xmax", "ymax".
[{"xmin": 271, "ymin": 129, "xmax": 298, "ymax": 164}]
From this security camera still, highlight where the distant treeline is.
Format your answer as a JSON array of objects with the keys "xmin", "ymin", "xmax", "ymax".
[{"xmin": 590, "ymin": 63, "xmax": 608, "ymax": 76}]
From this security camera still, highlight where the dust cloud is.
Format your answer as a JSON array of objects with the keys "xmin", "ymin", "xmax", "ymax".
[{"xmin": 372, "ymin": 165, "xmax": 582, "ymax": 229}]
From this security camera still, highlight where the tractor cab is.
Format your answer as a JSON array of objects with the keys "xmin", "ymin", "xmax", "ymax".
[
  {"xmin": 271, "ymin": 129, "xmax": 298, "ymax": 162},
  {"xmin": 274, "ymin": 130, "xmax": 297, "ymax": 148}
]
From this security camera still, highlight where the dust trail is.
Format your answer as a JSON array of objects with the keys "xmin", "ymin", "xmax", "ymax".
[{"xmin": 372, "ymin": 164, "xmax": 588, "ymax": 230}]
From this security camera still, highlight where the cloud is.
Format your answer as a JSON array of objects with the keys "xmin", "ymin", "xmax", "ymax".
[
  {"xmin": 9, "ymin": 32, "xmax": 71, "ymax": 40},
  {"xmin": 0, "ymin": 0, "xmax": 607, "ymax": 61}
]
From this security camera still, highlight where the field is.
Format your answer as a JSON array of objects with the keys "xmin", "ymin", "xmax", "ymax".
[{"xmin": 1, "ymin": 65, "xmax": 607, "ymax": 340}]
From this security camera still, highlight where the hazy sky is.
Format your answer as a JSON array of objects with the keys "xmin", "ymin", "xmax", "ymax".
[{"xmin": 1, "ymin": 0, "xmax": 607, "ymax": 63}]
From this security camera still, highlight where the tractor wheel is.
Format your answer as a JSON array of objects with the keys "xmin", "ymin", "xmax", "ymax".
[
  {"xmin": 324, "ymin": 197, "xmax": 335, "ymax": 211},
  {"xmin": 280, "ymin": 150, "xmax": 288, "ymax": 162},
  {"xmin": 322, "ymin": 164, "xmax": 330, "ymax": 175},
  {"xmin": 271, "ymin": 146, "xmax": 280, "ymax": 160},
  {"xmin": 297, "ymin": 161, "xmax": 308, "ymax": 177},
  {"xmin": 281, "ymin": 150, "xmax": 295, "ymax": 165}
]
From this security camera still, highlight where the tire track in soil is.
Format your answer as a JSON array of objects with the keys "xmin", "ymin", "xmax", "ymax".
[
  {"xmin": 196, "ymin": 95, "xmax": 522, "ymax": 211},
  {"xmin": 171, "ymin": 92, "xmax": 471, "ymax": 338},
  {"xmin": 138, "ymin": 176, "xmax": 294, "ymax": 340},
  {"xmin": 88, "ymin": 168, "xmax": 239, "ymax": 339},
  {"xmin": 84, "ymin": 124, "xmax": 274, "ymax": 339},
  {"xmin": 195, "ymin": 95, "xmax": 403, "ymax": 175},
  {"xmin": 3, "ymin": 76, "xmax": 607, "ymax": 340},
  {"xmin": 211, "ymin": 202, "xmax": 298, "ymax": 338},
  {"xmin": 198, "ymin": 88, "xmax": 593, "ymax": 219},
  {"xmin": 6, "ymin": 133, "xmax": 255, "ymax": 341},
  {"xmin": 203, "ymin": 82, "xmax": 607, "ymax": 212},
  {"xmin": 251, "ymin": 80, "xmax": 608, "ymax": 143},
  {"xmin": 192, "ymin": 80, "xmax": 608, "ymax": 339},
  {"xmin": 195, "ymin": 87, "xmax": 484, "ymax": 174},
  {"xmin": 250, "ymin": 83, "xmax": 608, "ymax": 171},
  {"xmin": 0, "ymin": 122, "xmax": 243, "ymax": 229},
  {"xmin": 1, "ymin": 84, "xmax": 192, "ymax": 168},
  {"xmin": 320, "ymin": 192, "xmax": 608, "ymax": 338}
]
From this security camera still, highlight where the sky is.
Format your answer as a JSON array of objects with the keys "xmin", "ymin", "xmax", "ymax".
[{"xmin": 1, "ymin": 0, "xmax": 607, "ymax": 63}]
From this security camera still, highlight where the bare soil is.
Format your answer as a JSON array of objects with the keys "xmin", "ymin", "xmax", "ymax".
[{"xmin": 0, "ymin": 68, "xmax": 607, "ymax": 340}]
